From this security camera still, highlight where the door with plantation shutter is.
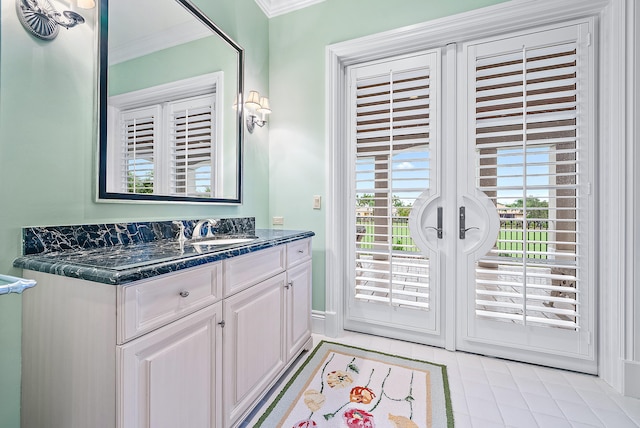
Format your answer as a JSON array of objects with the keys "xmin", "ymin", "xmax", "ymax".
[
  {"xmin": 456, "ymin": 22, "xmax": 596, "ymax": 373},
  {"xmin": 345, "ymin": 51, "xmax": 443, "ymax": 343},
  {"xmin": 343, "ymin": 20, "xmax": 596, "ymax": 372}
]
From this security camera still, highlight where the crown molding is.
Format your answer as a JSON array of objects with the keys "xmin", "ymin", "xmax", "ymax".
[{"xmin": 254, "ymin": 0, "xmax": 325, "ymax": 18}]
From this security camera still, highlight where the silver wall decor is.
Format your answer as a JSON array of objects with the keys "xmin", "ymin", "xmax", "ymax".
[{"xmin": 16, "ymin": 0, "xmax": 86, "ymax": 40}]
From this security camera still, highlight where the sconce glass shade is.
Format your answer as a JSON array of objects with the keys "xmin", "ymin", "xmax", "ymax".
[
  {"xmin": 257, "ymin": 97, "xmax": 271, "ymax": 115},
  {"xmin": 245, "ymin": 91, "xmax": 271, "ymax": 134},
  {"xmin": 245, "ymin": 91, "xmax": 262, "ymax": 111},
  {"xmin": 76, "ymin": 0, "xmax": 96, "ymax": 9}
]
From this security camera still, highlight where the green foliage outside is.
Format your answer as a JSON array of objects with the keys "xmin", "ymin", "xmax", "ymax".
[
  {"xmin": 506, "ymin": 197, "xmax": 549, "ymax": 221},
  {"xmin": 356, "ymin": 219, "xmax": 418, "ymax": 252},
  {"xmin": 356, "ymin": 194, "xmax": 413, "ymax": 218},
  {"xmin": 127, "ymin": 172, "xmax": 153, "ymax": 194}
]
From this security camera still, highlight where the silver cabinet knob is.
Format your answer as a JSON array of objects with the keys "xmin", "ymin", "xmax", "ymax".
[{"xmin": 179, "ymin": 290, "xmax": 190, "ymax": 298}]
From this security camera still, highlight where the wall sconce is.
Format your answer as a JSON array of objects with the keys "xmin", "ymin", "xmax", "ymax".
[
  {"xmin": 16, "ymin": 0, "xmax": 91, "ymax": 41},
  {"xmin": 244, "ymin": 90, "xmax": 271, "ymax": 134}
]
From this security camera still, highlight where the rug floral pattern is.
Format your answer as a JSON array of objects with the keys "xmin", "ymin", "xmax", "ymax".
[{"xmin": 256, "ymin": 342, "xmax": 453, "ymax": 428}]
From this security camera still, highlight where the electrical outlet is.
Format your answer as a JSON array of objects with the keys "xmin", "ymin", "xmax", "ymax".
[
  {"xmin": 272, "ymin": 216, "xmax": 284, "ymax": 225},
  {"xmin": 313, "ymin": 195, "xmax": 321, "ymax": 210}
]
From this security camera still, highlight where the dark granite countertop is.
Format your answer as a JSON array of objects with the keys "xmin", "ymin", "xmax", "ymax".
[{"xmin": 14, "ymin": 229, "xmax": 314, "ymax": 285}]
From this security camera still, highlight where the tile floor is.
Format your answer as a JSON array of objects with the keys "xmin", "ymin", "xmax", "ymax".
[{"xmin": 242, "ymin": 332, "xmax": 640, "ymax": 428}]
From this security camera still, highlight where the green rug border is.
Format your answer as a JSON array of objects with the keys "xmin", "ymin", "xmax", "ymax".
[{"xmin": 254, "ymin": 340, "xmax": 455, "ymax": 427}]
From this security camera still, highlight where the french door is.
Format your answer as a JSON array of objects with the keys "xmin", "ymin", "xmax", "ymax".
[
  {"xmin": 345, "ymin": 51, "xmax": 445, "ymax": 346},
  {"xmin": 344, "ymin": 20, "xmax": 597, "ymax": 373}
]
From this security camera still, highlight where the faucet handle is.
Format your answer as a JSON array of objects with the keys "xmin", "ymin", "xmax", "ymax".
[
  {"xmin": 205, "ymin": 219, "xmax": 218, "ymax": 238},
  {"xmin": 173, "ymin": 221, "xmax": 187, "ymax": 243}
]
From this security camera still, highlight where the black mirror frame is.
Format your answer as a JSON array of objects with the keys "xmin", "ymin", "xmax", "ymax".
[{"xmin": 97, "ymin": 0, "xmax": 245, "ymax": 204}]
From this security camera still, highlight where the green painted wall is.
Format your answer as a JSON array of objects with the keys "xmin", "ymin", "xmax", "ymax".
[
  {"xmin": 0, "ymin": 0, "xmax": 268, "ymax": 426},
  {"xmin": 267, "ymin": 0, "xmax": 508, "ymax": 311},
  {"xmin": 0, "ymin": 0, "xmax": 510, "ymax": 425}
]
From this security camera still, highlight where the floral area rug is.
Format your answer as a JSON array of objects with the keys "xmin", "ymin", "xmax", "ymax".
[{"xmin": 254, "ymin": 341, "xmax": 454, "ymax": 428}]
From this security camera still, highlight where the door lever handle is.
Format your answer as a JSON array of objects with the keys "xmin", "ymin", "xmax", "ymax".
[
  {"xmin": 459, "ymin": 206, "xmax": 480, "ymax": 239},
  {"xmin": 425, "ymin": 207, "xmax": 443, "ymax": 239}
]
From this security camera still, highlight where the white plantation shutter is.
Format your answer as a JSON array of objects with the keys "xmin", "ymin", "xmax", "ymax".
[
  {"xmin": 120, "ymin": 106, "xmax": 160, "ymax": 193},
  {"xmin": 109, "ymin": 74, "xmax": 221, "ymax": 198},
  {"xmin": 168, "ymin": 95, "xmax": 215, "ymax": 197},
  {"xmin": 471, "ymin": 25, "xmax": 590, "ymax": 330},
  {"xmin": 352, "ymin": 53, "xmax": 438, "ymax": 311}
]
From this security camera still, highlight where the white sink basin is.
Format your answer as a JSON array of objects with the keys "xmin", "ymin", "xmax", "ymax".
[{"xmin": 191, "ymin": 237, "xmax": 256, "ymax": 246}]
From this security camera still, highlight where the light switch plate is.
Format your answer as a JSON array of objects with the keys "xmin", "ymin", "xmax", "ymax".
[{"xmin": 313, "ymin": 195, "xmax": 321, "ymax": 209}]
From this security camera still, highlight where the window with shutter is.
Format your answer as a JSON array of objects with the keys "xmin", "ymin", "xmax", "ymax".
[
  {"xmin": 352, "ymin": 53, "xmax": 437, "ymax": 311},
  {"xmin": 472, "ymin": 32, "xmax": 587, "ymax": 330}
]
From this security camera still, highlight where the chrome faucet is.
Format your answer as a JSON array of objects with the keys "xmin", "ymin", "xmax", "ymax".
[
  {"xmin": 173, "ymin": 221, "xmax": 187, "ymax": 252},
  {"xmin": 192, "ymin": 219, "xmax": 218, "ymax": 240}
]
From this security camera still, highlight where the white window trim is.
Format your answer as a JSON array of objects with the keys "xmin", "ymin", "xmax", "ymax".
[
  {"xmin": 106, "ymin": 72, "xmax": 223, "ymax": 197},
  {"xmin": 325, "ymin": 0, "xmax": 634, "ymax": 394}
]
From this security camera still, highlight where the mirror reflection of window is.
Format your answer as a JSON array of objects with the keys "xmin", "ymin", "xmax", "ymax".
[{"xmin": 107, "ymin": 73, "xmax": 222, "ymax": 198}]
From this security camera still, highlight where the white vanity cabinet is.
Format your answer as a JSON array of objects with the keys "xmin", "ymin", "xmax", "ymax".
[
  {"xmin": 117, "ymin": 263, "xmax": 224, "ymax": 428},
  {"xmin": 20, "ymin": 238, "xmax": 312, "ymax": 428},
  {"xmin": 118, "ymin": 302, "xmax": 223, "ymax": 428},
  {"xmin": 222, "ymin": 272, "xmax": 287, "ymax": 426},
  {"xmin": 285, "ymin": 238, "xmax": 313, "ymax": 362},
  {"xmin": 222, "ymin": 239, "xmax": 313, "ymax": 427}
]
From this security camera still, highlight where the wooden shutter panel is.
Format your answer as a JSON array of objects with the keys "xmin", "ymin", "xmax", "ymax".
[
  {"xmin": 352, "ymin": 53, "xmax": 438, "ymax": 310},
  {"xmin": 168, "ymin": 95, "xmax": 215, "ymax": 197},
  {"xmin": 120, "ymin": 106, "xmax": 160, "ymax": 194},
  {"xmin": 472, "ymin": 26, "xmax": 588, "ymax": 330}
]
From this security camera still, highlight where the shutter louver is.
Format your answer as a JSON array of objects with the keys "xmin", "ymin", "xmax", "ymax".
[
  {"xmin": 473, "ymin": 39, "xmax": 583, "ymax": 330},
  {"xmin": 353, "ymin": 55, "xmax": 435, "ymax": 311},
  {"xmin": 168, "ymin": 95, "xmax": 215, "ymax": 197}
]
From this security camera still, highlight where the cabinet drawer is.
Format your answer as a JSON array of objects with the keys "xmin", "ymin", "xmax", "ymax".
[
  {"xmin": 118, "ymin": 262, "xmax": 222, "ymax": 344},
  {"xmin": 287, "ymin": 238, "xmax": 312, "ymax": 268},
  {"xmin": 224, "ymin": 245, "xmax": 286, "ymax": 297}
]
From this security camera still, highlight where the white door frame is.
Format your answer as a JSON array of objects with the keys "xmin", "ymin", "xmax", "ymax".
[{"xmin": 325, "ymin": 0, "xmax": 633, "ymax": 393}]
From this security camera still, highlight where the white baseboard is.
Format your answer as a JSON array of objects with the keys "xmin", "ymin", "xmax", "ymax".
[
  {"xmin": 623, "ymin": 360, "xmax": 640, "ymax": 398},
  {"xmin": 311, "ymin": 310, "xmax": 325, "ymax": 335}
]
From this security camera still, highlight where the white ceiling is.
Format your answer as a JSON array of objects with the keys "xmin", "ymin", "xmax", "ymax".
[
  {"xmin": 108, "ymin": 0, "xmax": 211, "ymax": 65},
  {"xmin": 107, "ymin": 0, "xmax": 325, "ymax": 64},
  {"xmin": 253, "ymin": 0, "xmax": 326, "ymax": 18}
]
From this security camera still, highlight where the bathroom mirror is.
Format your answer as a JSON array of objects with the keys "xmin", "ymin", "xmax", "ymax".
[{"xmin": 98, "ymin": 0, "xmax": 244, "ymax": 203}]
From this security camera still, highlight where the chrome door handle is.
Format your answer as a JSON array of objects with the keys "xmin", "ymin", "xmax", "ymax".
[
  {"xmin": 459, "ymin": 206, "xmax": 479, "ymax": 239},
  {"xmin": 425, "ymin": 206, "xmax": 443, "ymax": 239}
]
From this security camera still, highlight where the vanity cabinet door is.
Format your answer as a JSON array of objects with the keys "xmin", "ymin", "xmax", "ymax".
[
  {"xmin": 117, "ymin": 302, "xmax": 223, "ymax": 428},
  {"xmin": 285, "ymin": 260, "xmax": 313, "ymax": 361},
  {"xmin": 222, "ymin": 272, "xmax": 287, "ymax": 428}
]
